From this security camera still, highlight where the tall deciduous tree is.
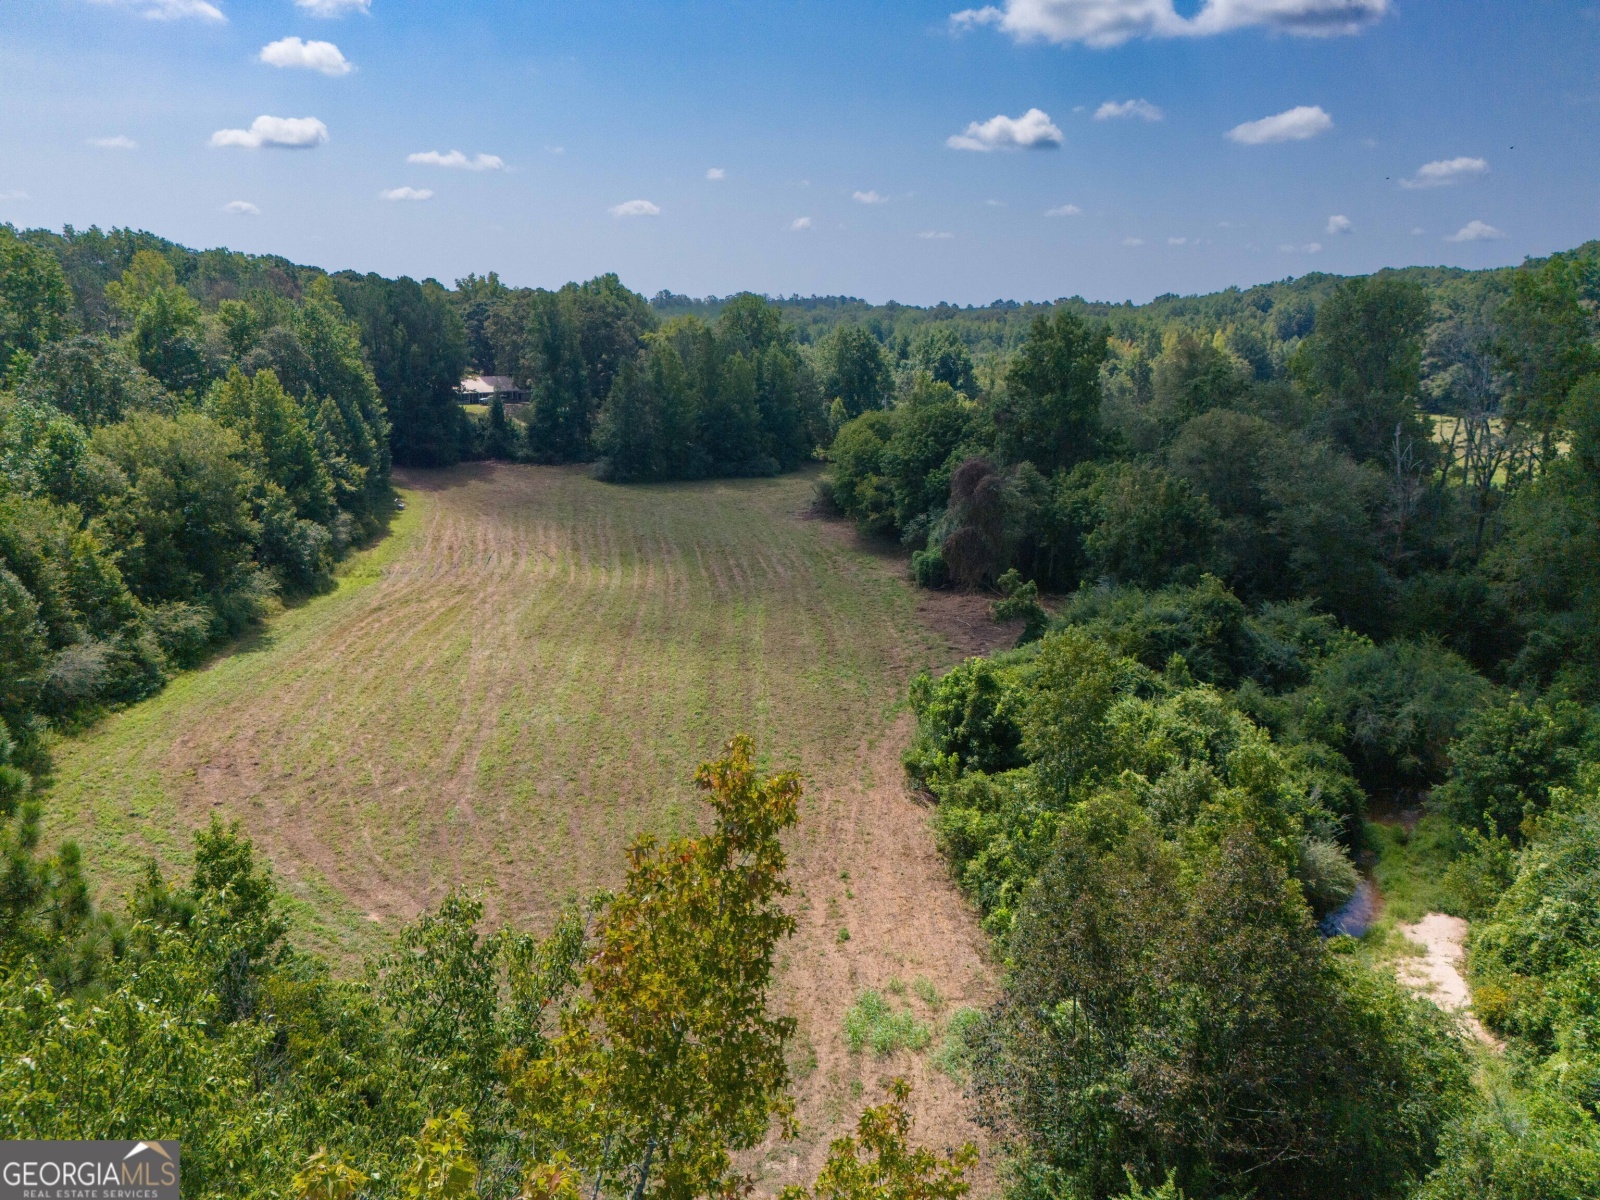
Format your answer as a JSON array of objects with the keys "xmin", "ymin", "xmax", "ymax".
[
  {"xmin": 0, "ymin": 227, "xmax": 74, "ymax": 382},
  {"xmin": 513, "ymin": 736, "xmax": 800, "ymax": 1200},
  {"xmin": 821, "ymin": 326, "xmax": 891, "ymax": 420},
  {"xmin": 1294, "ymin": 276, "xmax": 1430, "ymax": 464},
  {"xmin": 994, "ymin": 308, "xmax": 1108, "ymax": 473}
]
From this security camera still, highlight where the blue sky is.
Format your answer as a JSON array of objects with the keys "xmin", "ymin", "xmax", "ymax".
[{"xmin": 1, "ymin": 1, "xmax": 1596, "ymax": 304}]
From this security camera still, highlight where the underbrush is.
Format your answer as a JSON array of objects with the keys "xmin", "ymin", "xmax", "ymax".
[
  {"xmin": 1364, "ymin": 814, "xmax": 1463, "ymax": 923},
  {"xmin": 842, "ymin": 989, "xmax": 931, "ymax": 1056}
]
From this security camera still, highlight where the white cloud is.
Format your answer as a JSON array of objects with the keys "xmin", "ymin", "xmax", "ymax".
[
  {"xmin": 1095, "ymin": 98, "xmax": 1164, "ymax": 122},
  {"xmin": 1304, "ymin": 241, "xmax": 1322, "ymax": 253},
  {"xmin": 211, "ymin": 116, "xmax": 328, "ymax": 150},
  {"xmin": 986, "ymin": 199, "xmax": 1007, "ymax": 207},
  {"xmin": 790, "ymin": 216, "xmax": 814, "ymax": 231},
  {"xmin": 852, "ymin": 190, "xmax": 889, "ymax": 204},
  {"xmin": 919, "ymin": 230, "xmax": 955, "ymax": 239},
  {"xmin": 88, "ymin": 135, "xmax": 138, "ymax": 150},
  {"xmin": 1446, "ymin": 220, "xmax": 1505, "ymax": 243},
  {"xmin": 223, "ymin": 200, "xmax": 260, "ymax": 215},
  {"xmin": 1123, "ymin": 236, "xmax": 1144, "ymax": 246},
  {"xmin": 949, "ymin": 0, "xmax": 1387, "ymax": 48},
  {"xmin": 947, "ymin": 108, "xmax": 1063, "ymax": 151},
  {"xmin": 294, "ymin": 0, "xmax": 369, "ymax": 15},
  {"xmin": 90, "ymin": 0, "xmax": 225, "ymax": 22},
  {"xmin": 407, "ymin": 150, "xmax": 504, "ymax": 171},
  {"xmin": 1401, "ymin": 156, "xmax": 1488, "ymax": 189},
  {"xmin": 1045, "ymin": 203, "xmax": 1082, "ymax": 217},
  {"xmin": 0, "ymin": 191, "xmax": 28, "ymax": 202},
  {"xmin": 1226, "ymin": 105, "xmax": 1333, "ymax": 145},
  {"xmin": 260, "ymin": 37, "xmax": 352, "ymax": 76},
  {"xmin": 611, "ymin": 199, "xmax": 661, "ymax": 218},
  {"xmin": 706, "ymin": 167, "xmax": 726, "ymax": 180},
  {"xmin": 1326, "ymin": 213, "xmax": 1353, "ymax": 235},
  {"xmin": 380, "ymin": 187, "xmax": 432, "ymax": 202},
  {"xmin": 1168, "ymin": 236, "xmax": 1188, "ymax": 245}
]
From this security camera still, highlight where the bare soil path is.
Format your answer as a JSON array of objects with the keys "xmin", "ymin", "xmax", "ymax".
[
  {"xmin": 43, "ymin": 464, "xmax": 1005, "ymax": 1191},
  {"xmin": 1397, "ymin": 913, "xmax": 1501, "ymax": 1048}
]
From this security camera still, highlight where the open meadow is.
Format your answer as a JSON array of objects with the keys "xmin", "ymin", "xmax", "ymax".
[{"xmin": 41, "ymin": 463, "xmax": 1005, "ymax": 1190}]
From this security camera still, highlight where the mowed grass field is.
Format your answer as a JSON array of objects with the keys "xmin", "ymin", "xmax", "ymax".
[{"xmin": 42, "ymin": 463, "xmax": 999, "ymax": 1189}]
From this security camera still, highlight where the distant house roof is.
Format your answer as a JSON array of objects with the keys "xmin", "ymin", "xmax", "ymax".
[{"xmin": 459, "ymin": 375, "xmax": 523, "ymax": 395}]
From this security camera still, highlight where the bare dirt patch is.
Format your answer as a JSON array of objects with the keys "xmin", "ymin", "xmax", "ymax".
[{"xmin": 1397, "ymin": 912, "xmax": 1501, "ymax": 1048}]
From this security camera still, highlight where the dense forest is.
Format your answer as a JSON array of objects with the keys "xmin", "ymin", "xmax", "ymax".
[{"xmin": 3, "ymin": 218, "xmax": 1599, "ymax": 1200}]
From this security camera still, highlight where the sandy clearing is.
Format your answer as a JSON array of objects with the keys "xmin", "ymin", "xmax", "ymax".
[{"xmin": 1397, "ymin": 912, "xmax": 1501, "ymax": 1048}]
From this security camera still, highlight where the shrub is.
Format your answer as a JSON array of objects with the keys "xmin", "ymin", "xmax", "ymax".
[
  {"xmin": 1298, "ymin": 638, "xmax": 1492, "ymax": 794},
  {"xmin": 905, "ymin": 657, "xmax": 1028, "ymax": 782},
  {"xmin": 842, "ymin": 990, "xmax": 931, "ymax": 1057},
  {"xmin": 1432, "ymin": 694, "xmax": 1596, "ymax": 842}
]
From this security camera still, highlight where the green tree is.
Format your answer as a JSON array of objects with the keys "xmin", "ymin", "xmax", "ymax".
[
  {"xmin": 994, "ymin": 308, "xmax": 1108, "ymax": 473},
  {"xmin": 207, "ymin": 368, "xmax": 335, "ymax": 522},
  {"xmin": 85, "ymin": 412, "xmax": 262, "ymax": 606},
  {"xmin": 1433, "ymin": 694, "xmax": 1596, "ymax": 842},
  {"xmin": 777, "ymin": 1080, "xmax": 975, "ymax": 1200},
  {"xmin": 909, "ymin": 326, "xmax": 978, "ymax": 398},
  {"xmin": 976, "ymin": 819, "xmax": 1469, "ymax": 1200},
  {"xmin": 821, "ymin": 326, "xmax": 891, "ymax": 420},
  {"xmin": 513, "ymin": 736, "xmax": 800, "ymax": 1200},
  {"xmin": 1496, "ymin": 254, "xmax": 1600, "ymax": 471},
  {"xmin": 0, "ymin": 227, "xmax": 74, "ymax": 382},
  {"xmin": 827, "ymin": 411, "xmax": 898, "ymax": 535},
  {"xmin": 16, "ymin": 335, "xmax": 165, "ymax": 427},
  {"xmin": 332, "ymin": 273, "xmax": 467, "ymax": 468},
  {"xmin": 880, "ymin": 379, "xmax": 972, "ymax": 537},
  {"xmin": 1294, "ymin": 276, "xmax": 1430, "ymax": 464}
]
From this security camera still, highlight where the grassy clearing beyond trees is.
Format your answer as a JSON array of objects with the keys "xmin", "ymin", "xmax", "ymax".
[{"xmin": 41, "ymin": 464, "xmax": 949, "ymax": 961}]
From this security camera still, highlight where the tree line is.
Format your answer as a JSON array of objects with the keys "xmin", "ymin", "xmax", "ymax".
[{"xmin": 889, "ymin": 245, "xmax": 1600, "ymax": 1198}]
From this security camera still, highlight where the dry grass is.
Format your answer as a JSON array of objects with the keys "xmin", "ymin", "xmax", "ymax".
[{"xmin": 42, "ymin": 462, "xmax": 1003, "ymax": 1192}]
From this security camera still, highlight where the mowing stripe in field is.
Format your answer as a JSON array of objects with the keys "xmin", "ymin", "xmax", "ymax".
[{"xmin": 42, "ymin": 464, "xmax": 951, "ymax": 962}]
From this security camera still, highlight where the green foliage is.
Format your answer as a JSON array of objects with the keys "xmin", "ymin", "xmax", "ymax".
[
  {"xmin": 827, "ymin": 411, "xmax": 899, "ymax": 535},
  {"xmin": 777, "ymin": 1079, "xmax": 975, "ymax": 1200},
  {"xmin": 512, "ymin": 736, "xmax": 800, "ymax": 1200},
  {"xmin": 990, "ymin": 568, "xmax": 1046, "ymax": 645},
  {"xmin": 85, "ymin": 411, "xmax": 264, "ymax": 606},
  {"xmin": 842, "ymin": 990, "xmax": 931, "ymax": 1057},
  {"xmin": 976, "ymin": 822, "xmax": 1470, "ymax": 1200},
  {"xmin": 904, "ymin": 655, "xmax": 1027, "ymax": 782},
  {"xmin": 332, "ymin": 273, "xmax": 467, "ymax": 468},
  {"xmin": 1417, "ymin": 1082, "xmax": 1600, "ymax": 1200},
  {"xmin": 292, "ymin": 1149, "xmax": 369, "ymax": 1200},
  {"xmin": 594, "ymin": 299, "xmax": 821, "ymax": 482},
  {"xmin": 909, "ymin": 326, "xmax": 978, "ymax": 398},
  {"xmin": 1295, "ymin": 638, "xmax": 1492, "ymax": 795},
  {"xmin": 1469, "ymin": 773, "xmax": 1600, "ymax": 1049},
  {"xmin": 929, "ymin": 1008, "xmax": 983, "ymax": 1082},
  {"xmin": 820, "ymin": 325, "xmax": 892, "ymax": 420},
  {"xmin": 1433, "ymin": 693, "xmax": 1596, "ymax": 841},
  {"xmin": 401, "ymin": 1111, "xmax": 480, "ymax": 1200},
  {"xmin": 0, "ymin": 226, "xmax": 74, "ymax": 382},
  {"xmin": 1364, "ymin": 815, "xmax": 1464, "ymax": 923},
  {"xmin": 880, "ymin": 378, "xmax": 973, "ymax": 538},
  {"xmin": 1488, "ymin": 374, "xmax": 1600, "ymax": 698},
  {"xmin": 16, "ymin": 335, "xmax": 164, "ymax": 427},
  {"xmin": 993, "ymin": 308, "xmax": 1108, "ymax": 472},
  {"xmin": 1293, "ymin": 275, "xmax": 1430, "ymax": 464},
  {"xmin": 1496, "ymin": 253, "xmax": 1600, "ymax": 469}
]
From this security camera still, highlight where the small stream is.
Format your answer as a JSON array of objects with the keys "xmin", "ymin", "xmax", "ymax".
[{"xmin": 1319, "ymin": 879, "xmax": 1380, "ymax": 937}]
